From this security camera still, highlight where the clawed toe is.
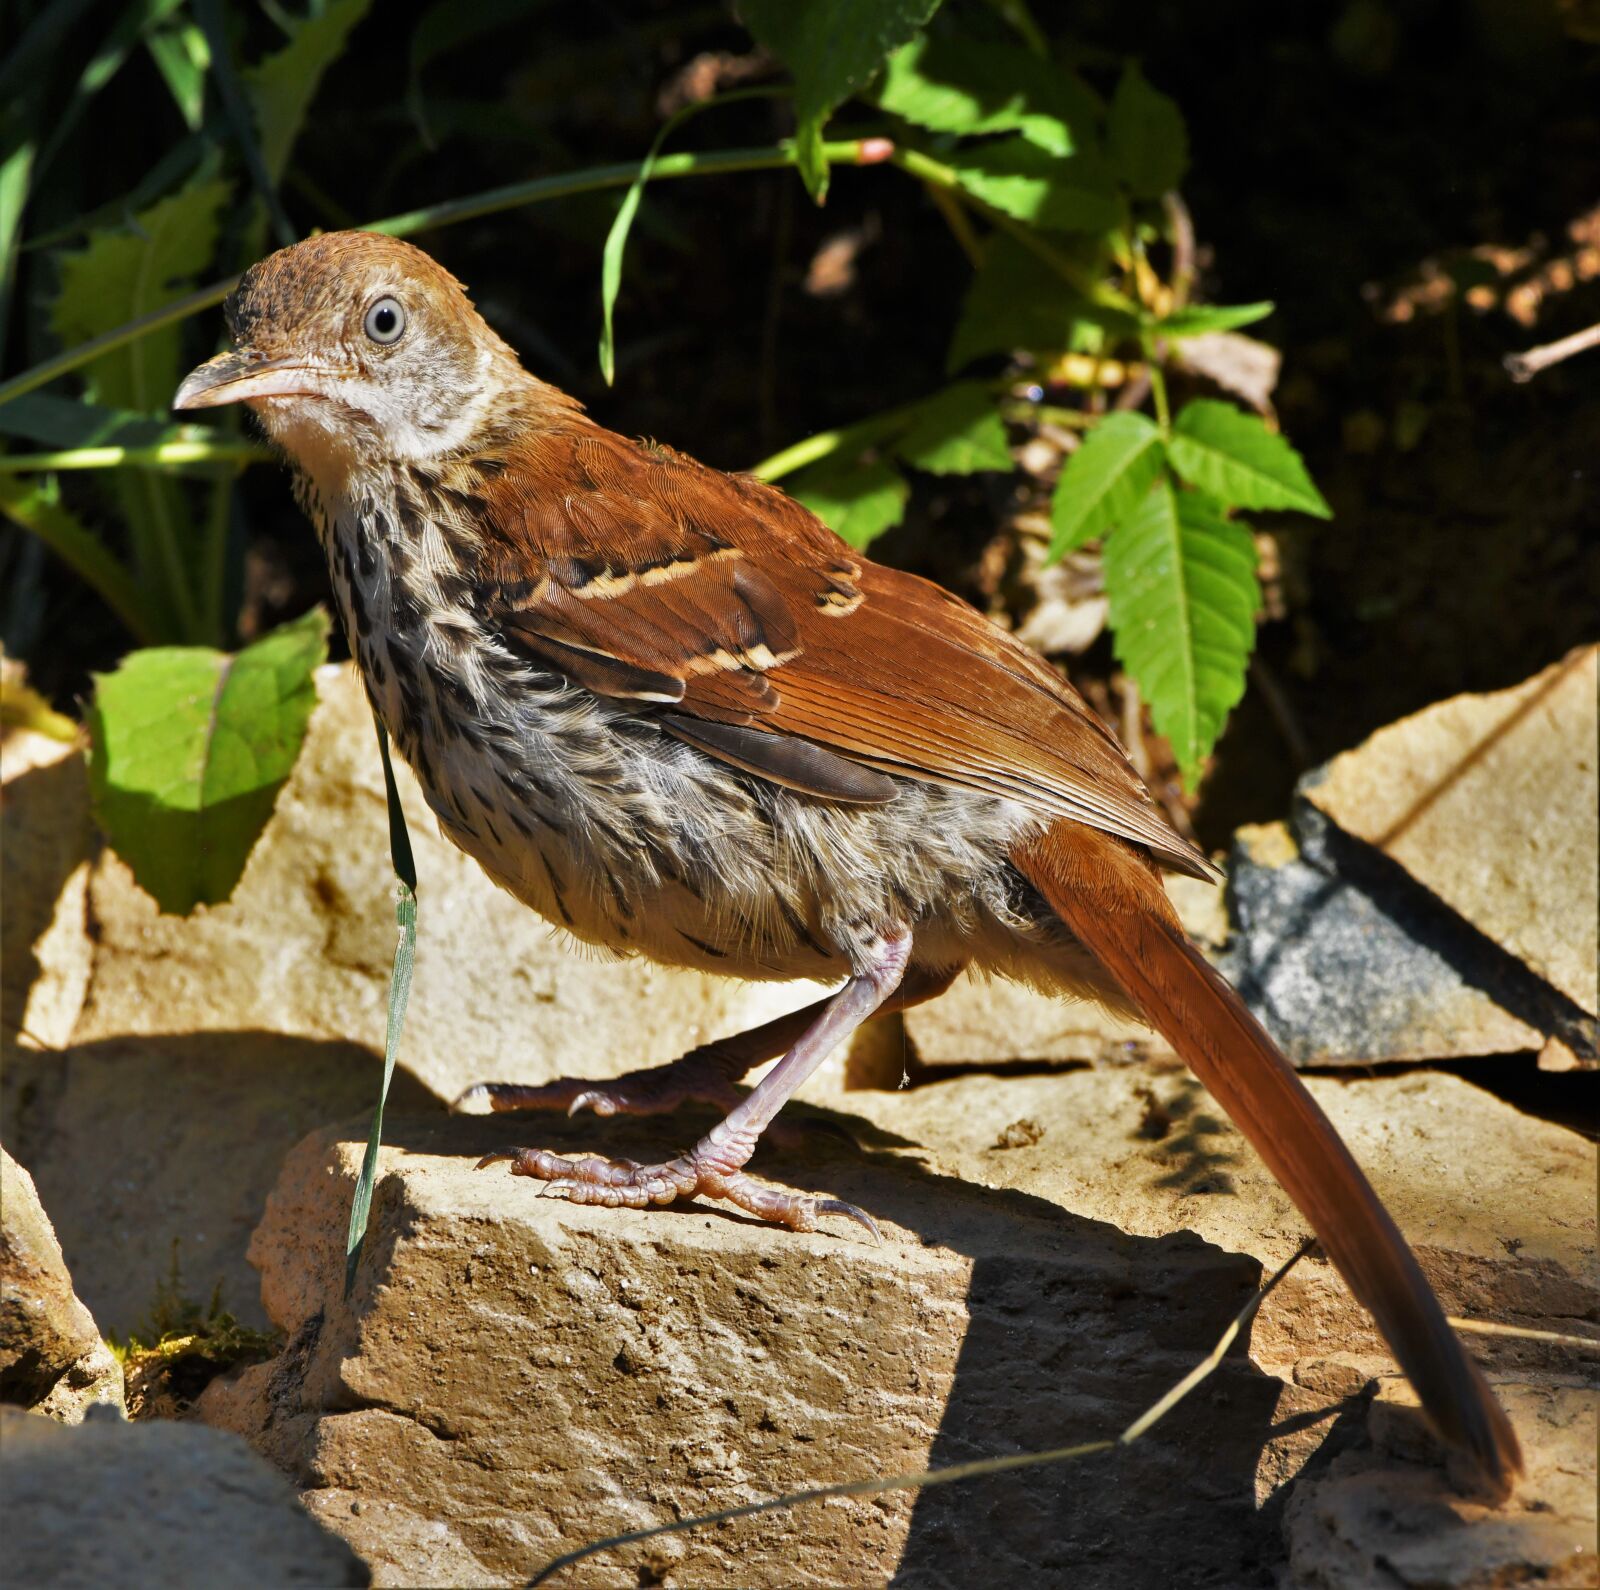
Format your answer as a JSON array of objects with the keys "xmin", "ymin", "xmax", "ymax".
[
  {"xmin": 473, "ymin": 1142, "xmax": 879, "ymax": 1239},
  {"xmin": 814, "ymin": 1198, "xmax": 882, "ymax": 1242}
]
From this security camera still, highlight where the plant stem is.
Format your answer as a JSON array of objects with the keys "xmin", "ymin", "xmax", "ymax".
[
  {"xmin": 0, "ymin": 138, "xmax": 884, "ymax": 410},
  {"xmin": 889, "ymin": 146, "xmax": 1139, "ymax": 319},
  {"xmin": 1147, "ymin": 357, "xmax": 1171, "ymax": 432},
  {"xmin": 0, "ymin": 439, "xmax": 272, "ymax": 472}
]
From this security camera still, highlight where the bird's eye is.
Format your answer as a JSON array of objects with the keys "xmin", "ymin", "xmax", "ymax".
[{"xmin": 363, "ymin": 296, "xmax": 406, "ymax": 345}]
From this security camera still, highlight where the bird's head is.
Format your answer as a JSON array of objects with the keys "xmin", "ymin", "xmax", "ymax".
[{"xmin": 174, "ymin": 231, "xmax": 527, "ymax": 487}]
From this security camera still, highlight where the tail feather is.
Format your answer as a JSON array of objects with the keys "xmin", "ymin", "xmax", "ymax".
[{"xmin": 1014, "ymin": 825, "xmax": 1522, "ymax": 1498}]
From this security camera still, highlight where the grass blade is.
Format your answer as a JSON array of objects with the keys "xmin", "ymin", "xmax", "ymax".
[{"xmin": 344, "ymin": 719, "xmax": 418, "ymax": 1298}]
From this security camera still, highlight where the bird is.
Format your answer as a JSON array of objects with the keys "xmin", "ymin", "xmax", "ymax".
[{"xmin": 174, "ymin": 229, "xmax": 1521, "ymax": 1497}]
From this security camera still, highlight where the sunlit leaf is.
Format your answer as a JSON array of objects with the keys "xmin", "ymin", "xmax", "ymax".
[
  {"xmin": 1153, "ymin": 301, "xmax": 1273, "ymax": 338},
  {"xmin": 1168, "ymin": 399, "xmax": 1331, "ymax": 516},
  {"xmin": 1047, "ymin": 411, "xmax": 1164, "ymax": 558},
  {"xmin": 789, "ymin": 457, "xmax": 910, "ymax": 549},
  {"xmin": 871, "ymin": 32, "xmax": 1097, "ymax": 155},
  {"xmin": 86, "ymin": 608, "xmax": 330, "ymax": 913},
  {"xmin": 1107, "ymin": 61, "xmax": 1187, "ymax": 199},
  {"xmin": 946, "ymin": 137, "xmax": 1123, "ymax": 233},
  {"xmin": 1103, "ymin": 481, "xmax": 1259, "ymax": 785},
  {"xmin": 742, "ymin": 0, "xmax": 943, "ymax": 201},
  {"xmin": 894, "ymin": 381, "xmax": 1012, "ymax": 474}
]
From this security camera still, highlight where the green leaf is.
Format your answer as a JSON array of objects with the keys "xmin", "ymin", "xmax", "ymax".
[
  {"xmin": 946, "ymin": 137, "xmax": 1123, "ymax": 234},
  {"xmin": 1107, "ymin": 61, "xmax": 1187, "ymax": 199},
  {"xmin": 948, "ymin": 235, "xmax": 1132, "ymax": 371},
  {"xmin": 86, "ymin": 608, "xmax": 330, "ymax": 913},
  {"xmin": 145, "ymin": 18, "xmax": 210, "ymax": 132},
  {"xmin": 51, "ymin": 171, "xmax": 230, "ymax": 411},
  {"xmin": 789, "ymin": 457, "xmax": 910, "ymax": 549},
  {"xmin": 871, "ymin": 32, "xmax": 1097, "ymax": 155},
  {"xmin": 1168, "ymin": 399, "xmax": 1331, "ymax": 516},
  {"xmin": 1047, "ymin": 411, "xmax": 1164, "ymax": 558},
  {"xmin": 1153, "ymin": 302, "xmax": 1273, "ymax": 338},
  {"xmin": 50, "ymin": 169, "xmax": 232, "ymax": 640},
  {"xmin": 1103, "ymin": 482, "xmax": 1259, "ymax": 785},
  {"xmin": 246, "ymin": 0, "xmax": 373, "ymax": 184},
  {"xmin": 893, "ymin": 381, "xmax": 1011, "ymax": 474},
  {"xmin": 741, "ymin": 0, "xmax": 943, "ymax": 202}
]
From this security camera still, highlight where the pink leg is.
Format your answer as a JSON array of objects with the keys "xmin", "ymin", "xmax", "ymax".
[
  {"xmin": 457, "ymin": 960, "xmax": 958, "ymax": 1121},
  {"xmin": 477, "ymin": 928, "xmax": 918, "ymax": 1236}
]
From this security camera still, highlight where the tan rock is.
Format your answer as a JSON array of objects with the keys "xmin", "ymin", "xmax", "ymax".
[
  {"xmin": 203, "ymin": 1063, "xmax": 1594, "ymax": 1587},
  {"xmin": 0, "ymin": 1147, "xmax": 123, "ymax": 1422},
  {"xmin": 1, "ymin": 723, "xmax": 93, "ymax": 1054},
  {"xmin": 1304, "ymin": 645, "xmax": 1599, "ymax": 1017},
  {"xmin": 0, "ymin": 1404, "xmax": 369, "ymax": 1587},
  {"xmin": 1282, "ymin": 1380, "xmax": 1596, "ymax": 1588},
  {"xmin": 4, "ymin": 1032, "xmax": 434, "ymax": 1337}
]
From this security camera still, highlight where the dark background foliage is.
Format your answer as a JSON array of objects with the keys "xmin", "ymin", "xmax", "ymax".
[{"xmin": 5, "ymin": 0, "xmax": 1597, "ymax": 847}]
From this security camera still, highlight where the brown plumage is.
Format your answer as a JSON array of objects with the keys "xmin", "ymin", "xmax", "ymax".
[{"xmin": 175, "ymin": 230, "xmax": 1521, "ymax": 1498}]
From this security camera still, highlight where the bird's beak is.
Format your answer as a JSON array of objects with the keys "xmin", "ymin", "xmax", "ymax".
[{"xmin": 173, "ymin": 349, "xmax": 337, "ymax": 410}]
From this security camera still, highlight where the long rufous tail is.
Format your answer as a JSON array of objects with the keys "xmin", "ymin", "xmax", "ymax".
[{"xmin": 1013, "ymin": 823, "xmax": 1522, "ymax": 1499}]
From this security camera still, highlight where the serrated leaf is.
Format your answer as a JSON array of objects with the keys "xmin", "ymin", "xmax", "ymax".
[
  {"xmin": 948, "ymin": 235, "xmax": 1133, "ymax": 371},
  {"xmin": 1103, "ymin": 482, "xmax": 1259, "ymax": 785},
  {"xmin": 51, "ymin": 171, "xmax": 230, "ymax": 409},
  {"xmin": 742, "ymin": 0, "xmax": 943, "ymax": 202},
  {"xmin": 86, "ymin": 608, "xmax": 329, "ymax": 913},
  {"xmin": 894, "ymin": 382, "xmax": 1012, "ymax": 474},
  {"xmin": 1047, "ymin": 411, "xmax": 1164, "ymax": 558},
  {"xmin": 246, "ymin": 0, "xmax": 372, "ymax": 184},
  {"xmin": 1107, "ymin": 61, "xmax": 1187, "ymax": 199},
  {"xmin": 871, "ymin": 32, "xmax": 1097, "ymax": 155},
  {"xmin": 789, "ymin": 457, "xmax": 910, "ymax": 550},
  {"xmin": 946, "ymin": 137, "xmax": 1123, "ymax": 234},
  {"xmin": 1153, "ymin": 301, "xmax": 1273, "ymax": 338},
  {"xmin": 1168, "ymin": 399, "xmax": 1331, "ymax": 516}
]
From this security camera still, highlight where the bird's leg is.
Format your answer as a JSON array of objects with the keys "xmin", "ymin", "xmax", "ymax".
[
  {"xmin": 476, "ymin": 927, "xmax": 915, "ymax": 1235},
  {"xmin": 458, "ymin": 959, "xmax": 957, "ymax": 1123}
]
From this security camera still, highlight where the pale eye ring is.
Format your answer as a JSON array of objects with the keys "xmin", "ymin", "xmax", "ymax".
[{"xmin": 363, "ymin": 296, "xmax": 406, "ymax": 344}]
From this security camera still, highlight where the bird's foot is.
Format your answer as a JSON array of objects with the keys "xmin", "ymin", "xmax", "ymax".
[
  {"xmin": 454, "ymin": 1049, "xmax": 743, "ymax": 1120},
  {"xmin": 474, "ymin": 1143, "xmax": 880, "ymax": 1240}
]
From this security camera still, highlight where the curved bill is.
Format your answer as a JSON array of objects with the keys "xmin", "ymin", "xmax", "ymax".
[{"xmin": 173, "ymin": 350, "xmax": 335, "ymax": 410}]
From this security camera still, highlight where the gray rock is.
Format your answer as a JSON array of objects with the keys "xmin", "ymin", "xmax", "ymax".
[
  {"xmin": 1, "ymin": 1404, "xmax": 369, "ymax": 1588},
  {"xmin": 1303, "ymin": 644, "xmax": 1597, "ymax": 1019},
  {"xmin": 0, "ymin": 1147, "xmax": 123, "ymax": 1421},
  {"xmin": 1212, "ymin": 803, "xmax": 1551, "ymax": 1065}
]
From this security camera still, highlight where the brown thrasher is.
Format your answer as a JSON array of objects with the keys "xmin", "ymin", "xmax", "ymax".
[{"xmin": 175, "ymin": 231, "xmax": 1520, "ymax": 1496}]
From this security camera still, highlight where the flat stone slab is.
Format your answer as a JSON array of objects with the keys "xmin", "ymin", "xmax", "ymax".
[
  {"xmin": 202, "ymin": 1060, "xmax": 1594, "ymax": 1587},
  {"xmin": 1, "ymin": 1404, "xmax": 369, "ymax": 1588}
]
